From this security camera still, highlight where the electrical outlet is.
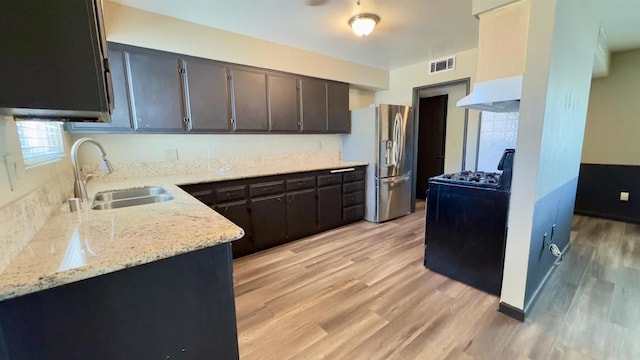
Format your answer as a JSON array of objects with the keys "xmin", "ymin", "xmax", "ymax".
[
  {"xmin": 164, "ymin": 149, "xmax": 178, "ymax": 161},
  {"xmin": 620, "ymin": 191, "xmax": 630, "ymax": 202},
  {"xmin": 316, "ymin": 140, "xmax": 323, "ymax": 152}
]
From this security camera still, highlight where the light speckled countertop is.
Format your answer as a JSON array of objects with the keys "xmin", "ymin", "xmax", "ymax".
[{"xmin": 0, "ymin": 161, "xmax": 367, "ymax": 301}]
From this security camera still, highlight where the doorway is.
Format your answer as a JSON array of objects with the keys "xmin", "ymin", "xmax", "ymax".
[
  {"xmin": 416, "ymin": 95, "xmax": 447, "ymax": 199},
  {"xmin": 410, "ymin": 78, "xmax": 472, "ymax": 212}
]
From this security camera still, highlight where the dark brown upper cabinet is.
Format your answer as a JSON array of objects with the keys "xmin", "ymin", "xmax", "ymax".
[
  {"xmin": 267, "ymin": 73, "xmax": 300, "ymax": 132},
  {"xmin": 300, "ymin": 77, "xmax": 328, "ymax": 132},
  {"xmin": 67, "ymin": 47, "xmax": 133, "ymax": 133},
  {"xmin": 0, "ymin": 0, "xmax": 112, "ymax": 122},
  {"xmin": 69, "ymin": 43, "xmax": 350, "ymax": 135},
  {"xmin": 127, "ymin": 49, "xmax": 186, "ymax": 132},
  {"xmin": 230, "ymin": 67, "xmax": 269, "ymax": 132},
  {"xmin": 185, "ymin": 58, "xmax": 231, "ymax": 132},
  {"xmin": 327, "ymin": 81, "xmax": 350, "ymax": 133}
]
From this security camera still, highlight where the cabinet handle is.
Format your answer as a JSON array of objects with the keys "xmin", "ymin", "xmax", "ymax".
[
  {"xmin": 277, "ymin": 197, "xmax": 282, "ymax": 202},
  {"xmin": 331, "ymin": 168, "xmax": 355, "ymax": 173}
]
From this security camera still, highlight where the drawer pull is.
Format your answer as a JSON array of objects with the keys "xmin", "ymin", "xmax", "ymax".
[{"xmin": 330, "ymin": 168, "xmax": 355, "ymax": 173}]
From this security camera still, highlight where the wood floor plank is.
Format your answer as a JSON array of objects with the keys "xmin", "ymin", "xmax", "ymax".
[{"xmin": 233, "ymin": 212, "xmax": 640, "ymax": 359}]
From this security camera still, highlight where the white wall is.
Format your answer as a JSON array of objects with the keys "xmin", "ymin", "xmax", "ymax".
[
  {"xmin": 375, "ymin": 48, "xmax": 481, "ymax": 172},
  {"xmin": 349, "ymin": 88, "xmax": 375, "ymax": 110},
  {"xmin": 501, "ymin": 0, "xmax": 597, "ymax": 309},
  {"xmin": 582, "ymin": 49, "xmax": 640, "ymax": 165},
  {"xmin": 76, "ymin": 133, "xmax": 342, "ymax": 166},
  {"xmin": 0, "ymin": 117, "xmax": 72, "ymax": 209}
]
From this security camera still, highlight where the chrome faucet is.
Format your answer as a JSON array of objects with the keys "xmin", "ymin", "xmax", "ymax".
[{"xmin": 71, "ymin": 138, "xmax": 114, "ymax": 201}]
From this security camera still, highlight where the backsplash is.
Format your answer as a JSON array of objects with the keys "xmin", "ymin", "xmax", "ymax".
[
  {"xmin": 0, "ymin": 172, "xmax": 73, "ymax": 273},
  {"xmin": 81, "ymin": 152, "xmax": 343, "ymax": 180}
]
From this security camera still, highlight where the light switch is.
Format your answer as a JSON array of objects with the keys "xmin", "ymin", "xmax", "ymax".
[{"xmin": 620, "ymin": 192, "xmax": 630, "ymax": 202}]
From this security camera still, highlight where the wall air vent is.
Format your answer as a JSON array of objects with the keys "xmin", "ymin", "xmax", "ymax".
[{"xmin": 429, "ymin": 56, "xmax": 456, "ymax": 74}]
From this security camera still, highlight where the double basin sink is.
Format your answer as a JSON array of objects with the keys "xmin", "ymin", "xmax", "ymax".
[{"xmin": 91, "ymin": 186, "xmax": 174, "ymax": 210}]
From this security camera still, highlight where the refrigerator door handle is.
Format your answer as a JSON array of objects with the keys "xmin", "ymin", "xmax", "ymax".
[{"xmin": 392, "ymin": 112, "xmax": 403, "ymax": 167}]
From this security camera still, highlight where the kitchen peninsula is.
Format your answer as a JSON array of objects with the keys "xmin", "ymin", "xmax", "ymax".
[{"xmin": 0, "ymin": 159, "xmax": 366, "ymax": 359}]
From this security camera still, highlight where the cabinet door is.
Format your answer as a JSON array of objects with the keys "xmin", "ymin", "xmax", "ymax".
[
  {"xmin": 286, "ymin": 189, "xmax": 317, "ymax": 240},
  {"xmin": 318, "ymin": 185, "xmax": 343, "ymax": 231},
  {"xmin": 68, "ymin": 47, "xmax": 133, "ymax": 132},
  {"xmin": 230, "ymin": 68, "xmax": 268, "ymax": 131},
  {"xmin": 185, "ymin": 59, "xmax": 231, "ymax": 132},
  {"xmin": 327, "ymin": 81, "xmax": 350, "ymax": 133},
  {"xmin": 127, "ymin": 50, "xmax": 185, "ymax": 132},
  {"xmin": 215, "ymin": 200, "xmax": 252, "ymax": 258},
  {"xmin": 250, "ymin": 195, "xmax": 286, "ymax": 250},
  {"xmin": 300, "ymin": 77, "xmax": 327, "ymax": 132},
  {"xmin": 268, "ymin": 74, "xmax": 299, "ymax": 132}
]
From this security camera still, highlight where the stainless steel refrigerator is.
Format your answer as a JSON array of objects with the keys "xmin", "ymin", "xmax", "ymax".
[{"xmin": 342, "ymin": 104, "xmax": 414, "ymax": 223}]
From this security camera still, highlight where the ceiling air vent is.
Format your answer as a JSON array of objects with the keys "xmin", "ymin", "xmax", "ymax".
[{"xmin": 429, "ymin": 56, "xmax": 456, "ymax": 74}]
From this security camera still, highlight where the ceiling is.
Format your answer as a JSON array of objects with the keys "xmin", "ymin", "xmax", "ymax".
[{"xmin": 111, "ymin": 0, "xmax": 640, "ymax": 70}]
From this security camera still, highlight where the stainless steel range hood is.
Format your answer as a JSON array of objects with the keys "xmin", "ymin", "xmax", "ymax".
[{"xmin": 456, "ymin": 75, "xmax": 522, "ymax": 113}]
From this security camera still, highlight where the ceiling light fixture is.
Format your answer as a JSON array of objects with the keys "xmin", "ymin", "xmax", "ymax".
[{"xmin": 348, "ymin": 13, "xmax": 380, "ymax": 37}]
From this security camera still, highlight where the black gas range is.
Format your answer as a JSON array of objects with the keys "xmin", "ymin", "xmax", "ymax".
[
  {"xmin": 429, "ymin": 149, "xmax": 514, "ymax": 191},
  {"xmin": 424, "ymin": 149, "xmax": 515, "ymax": 295}
]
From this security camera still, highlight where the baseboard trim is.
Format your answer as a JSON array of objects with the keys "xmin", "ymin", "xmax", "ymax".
[
  {"xmin": 521, "ymin": 240, "xmax": 572, "ymax": 318},
  {"xmin": 498, "ymin": 302, "xmax": 525, "ymax": 322},
  {"xmin": 574, "ymin": 209, "xmax": 640, "ymax": 224}
]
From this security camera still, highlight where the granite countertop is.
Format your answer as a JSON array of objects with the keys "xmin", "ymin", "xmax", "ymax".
[{"xmin": 0, "ymin": 161, "xmax": 367, "ymax": 301}]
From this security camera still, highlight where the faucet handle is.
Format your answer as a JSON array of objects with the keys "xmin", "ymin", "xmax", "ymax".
[{"xmin": 82, "ymin": 173, "xmax": 95, "ymax": 184}]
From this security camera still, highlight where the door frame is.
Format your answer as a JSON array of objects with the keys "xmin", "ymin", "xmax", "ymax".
[{"xmin": 410, "ymin": 78, "xmax": 471, "ymax": 212}]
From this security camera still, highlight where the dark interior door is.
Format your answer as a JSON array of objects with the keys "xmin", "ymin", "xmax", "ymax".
[{"xmin": 416, "ymin": 95, "xmax": 447, "ymax": 199}]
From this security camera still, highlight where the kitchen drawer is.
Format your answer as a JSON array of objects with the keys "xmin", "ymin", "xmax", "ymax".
[
  {"xmin": 343, "ymin": 204, "xmax": 364, "ymax": 223},
  {"xmin": 215, "ymin": 185, "xmax": 248, "ymax": 203},
  {"xmin": 317, "ymin": 174, "xmax": 342, "ymax": 187},
  {"xmin": 343, "ymin": 191, "xmax": 364, "ymax": 207},
  {"xmin": 249, "ymin": 180, "xmax": 285, "ymax": 198},
  {"xmin": 343, "ymin": 180, "xmax": 364, "ymax": 194},
  {"xmin": 343, "ymin": 171, "xmax": 364, "ymax": 183},
  {"xmin": 180, "ymin": 183, "xmax": 214, "ymax": 205},
  {"xmin": 286, "ymin": 176, "xmax": 316, "ymax": 192}
]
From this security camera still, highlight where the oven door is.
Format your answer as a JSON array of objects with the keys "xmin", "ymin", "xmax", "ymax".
[{"xmin": 376, "ymin": 174, "xmax": 412, "ymax": 222}]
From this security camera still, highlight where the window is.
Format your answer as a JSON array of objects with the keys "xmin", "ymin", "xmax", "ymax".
[{"xmin": 15, "ymin": 120, "xmax": 65, "ymax": 168}]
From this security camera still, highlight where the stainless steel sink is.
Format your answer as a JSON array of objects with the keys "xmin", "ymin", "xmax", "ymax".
[
  {"xmin": 91, "ymin": 186, "xmax": 174, "ymax": 210},
  {"xmin": 93, "ymin": 186, "xmax": 168, "ymax": 202}
]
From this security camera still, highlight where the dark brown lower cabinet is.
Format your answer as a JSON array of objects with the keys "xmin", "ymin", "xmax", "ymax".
[
  {"xmin": 286, "ymin": 189, "xmax": 318, "ymax": 240},
  {"xmin": 250, "ymin": 194, "xmax": 287, "ymax": 250},
  {"xmin": 215, "ymin": 200, "xmax": 252, "ymax": 258},
  {"xmin": 318, "ymin": 185, "xmax": 342, "ymax": 231},
  {"xmin": 180, "ymin": 166, "xmax": 367, "ymax": 258},
  {"xmin": 0, "ymin": 245, "xmax": 238, "ymax": 360}
]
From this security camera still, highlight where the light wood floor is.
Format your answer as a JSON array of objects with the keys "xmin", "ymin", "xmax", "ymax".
[{"xmin": 232, "ymin": 210, "xmax": 640, "ymax": 359}]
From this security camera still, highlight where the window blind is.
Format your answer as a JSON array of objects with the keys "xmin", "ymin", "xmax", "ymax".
[{"xmin": 15, "ymin": 120, "xmax": 65, "ymax": 167}]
